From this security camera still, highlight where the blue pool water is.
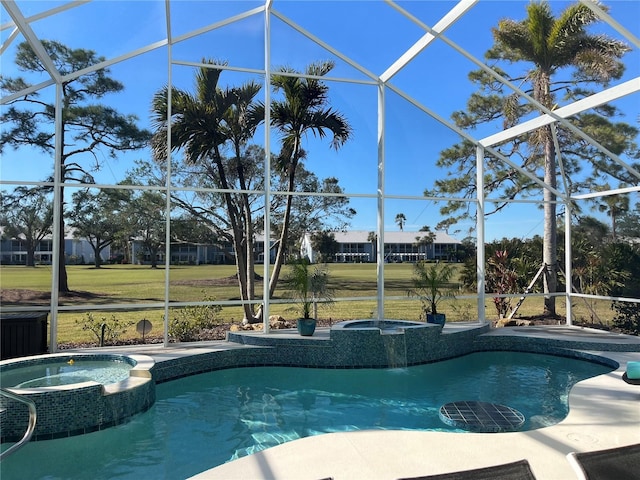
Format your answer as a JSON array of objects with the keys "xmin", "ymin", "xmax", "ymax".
[{"xmin": 0, "ymin": 352, "xmax": 612, "ymax": 480}]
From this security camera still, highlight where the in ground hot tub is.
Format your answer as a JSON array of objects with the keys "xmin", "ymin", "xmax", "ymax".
[
  {"xmin": 0, "ymin": 353, "xmax": 155, "ymax": 441},
  {"xmin": 1, "ymin": 356, "xmax": 135, "ymax": 388}
]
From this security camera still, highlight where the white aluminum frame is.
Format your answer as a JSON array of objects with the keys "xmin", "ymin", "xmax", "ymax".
[{"xmin": 0, "ymin": 0, "xmax": 638, "ymax": 350}]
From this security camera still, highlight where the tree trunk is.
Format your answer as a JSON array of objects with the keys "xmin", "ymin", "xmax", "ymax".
[
  {"xmin": 212, "ymin": 152, "xmax": 254, "ymax": 321},
  {"xmin": 535, "ymin": 72, "xmax": 557, "ymax": 317},
  {"xmin": 92, "ymin": 243, "xmax": 101, "ymax": 268},
  {"xmin": 58, "ymin": 122, "xmax": 70, "ymax": 293},
  {"xmin": 231, "ymin": 228, "xmax": 254, "ymax": 321},
  {"xmin": 229, "ymin": 218, "xmax": 253, "ymax": 321},
  {"xmin": 245, "ymin": 211, "xmax": 256, "ymax": 304},
  {"xmin": 58, "ymin": 186, "xmax": 69, "ymax": 293},
  {"xmin": 269, "ymin": 159, "xmax": 298, "ymax": 298},
  {"xmin": 236, "ymin": 158, "xmax": 256, "ymax": 314},
  {"xmin": 269, "ymin": 202, "xmax": 290, "ymax": 298},
  {"xmin": 542, "ymin": 127, "xmax": 557, "ymax": 316},
  {"xmin": 611, "ymin": 211, "xmax": 617, "ymax": 241},
  {"xmin": 26, "ymin": 241, "xmax": 35, "ymax": 267}
]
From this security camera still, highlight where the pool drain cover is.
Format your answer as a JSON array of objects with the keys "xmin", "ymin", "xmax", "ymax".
[{"xmin": 439, "ymin": 401, "xmax": 525, "ymax": 433}]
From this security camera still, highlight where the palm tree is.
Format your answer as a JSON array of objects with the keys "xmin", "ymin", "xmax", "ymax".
[
  {"xmin": 492, "ymin": 1, "xmax": 629, "ymax": 315},
  {"xmin": 151, "ymin": 60, "xmax": 263, "ymax": 320},
  {"xmin": 367, "ymin": 231, "xmax": 377, "ymax": 262},
  {"xmin": 395, "ymin": 213, "xmax": 407, "ymax": 231},
  {"xmin": 268, "ymin": 61, "xmax": 352, "ymax": 297},
  {"xmin": 595, "ymin": 184, "xmax": 629, "ymax": 241}
]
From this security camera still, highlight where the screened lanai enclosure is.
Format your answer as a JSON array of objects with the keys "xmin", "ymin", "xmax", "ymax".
[{"xmin": 1, "ymin": 0, "xmax": 639, "ymax": 351}]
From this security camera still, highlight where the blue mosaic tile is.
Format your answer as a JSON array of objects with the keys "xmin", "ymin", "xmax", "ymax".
[{"xmin": 0, "ymin": 354, "xmax": 154, "ymax": 442}]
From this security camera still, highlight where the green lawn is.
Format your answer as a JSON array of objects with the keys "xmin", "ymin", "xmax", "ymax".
[{"xmin": 0, "ymin": 263, "xmax": 617, "ymax": 344}]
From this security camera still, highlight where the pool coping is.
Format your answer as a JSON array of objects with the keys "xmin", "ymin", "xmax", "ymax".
[{"xmin": 32, "ymin": 323, "xmax": 640, "ymax": 479}]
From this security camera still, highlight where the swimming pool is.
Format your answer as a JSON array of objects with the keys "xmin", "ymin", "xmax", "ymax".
[{"xmin": 0, "ymin": 351, "xmax": 612, "ymax": 480}]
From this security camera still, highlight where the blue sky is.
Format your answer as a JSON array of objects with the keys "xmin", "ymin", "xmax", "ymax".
[{"xmin": 1, "ymin": 0, "xmax": 638, "ymax": 242}]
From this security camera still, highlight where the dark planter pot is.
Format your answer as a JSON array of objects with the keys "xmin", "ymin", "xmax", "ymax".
[
  {"xmin": 297, "ymin": 318, "xmax": 317, "ymax": 336},
  {"xmin": 426, "ymin": 313, "xmax": 446, "ymax": 326}
]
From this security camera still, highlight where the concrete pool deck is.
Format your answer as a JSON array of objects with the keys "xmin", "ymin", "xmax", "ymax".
[{"xmin": 69, "ymin": 324, "xmax": 640, "ymax": 480}]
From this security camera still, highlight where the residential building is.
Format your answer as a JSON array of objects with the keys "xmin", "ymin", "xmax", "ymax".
[
  {"xmin": 300, "ymin": 230, "xmax": 461, "ymax": 263},
  {"xmin": 0, "ymin": 233, "xmax": 109, "ymax": 265},
  {"xmin": 1, "ymin": 228, "xmax": 460, "ymax": 266}
]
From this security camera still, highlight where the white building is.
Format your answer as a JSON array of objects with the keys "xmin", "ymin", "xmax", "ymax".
[{"xmin": 300, "ymin": 230, "xmax": 461, "ymax": 263}]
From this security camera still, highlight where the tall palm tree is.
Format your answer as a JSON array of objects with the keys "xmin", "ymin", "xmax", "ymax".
[
  {"xmin": 492, "ymin": 1, "xmax": 629, "ymax": 315},
  {"xmin": 395, "ymin": 213, "xmax": 407, "ymax": 231},
  {"xmin": 151, "ymin": 60, "xmax": 263, "ymax": 320},
  {"xmin": 268, "ymin": 61, "xmax": 352, "ymax": 297}
]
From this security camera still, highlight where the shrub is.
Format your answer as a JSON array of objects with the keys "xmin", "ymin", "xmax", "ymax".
[
  {"xmin": 168, "ymin": 291, "xmax": 222, "ymax": 341},
  {"xmin": 168, "ymin": 316, "xmax": 199, "ymax": 342},
  {"xmin": 611, "ymin": 301, "xmax": 640, "ymax": 336},
  {"xmin": 485, "ymin": 250, "xmax": 519, "ymax": 319},
  {"xmin": 76, "ymin": 312, "xmax": 135, "ymax": 345}
]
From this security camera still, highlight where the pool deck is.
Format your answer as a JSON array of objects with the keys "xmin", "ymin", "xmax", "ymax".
[{"xmin": 70, "ymin": 324, "xmax": 640, "ymax": 480}]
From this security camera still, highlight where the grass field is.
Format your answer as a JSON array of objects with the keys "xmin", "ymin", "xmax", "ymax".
[{"xmin": 0, "ymin": 263, "xmax": 618, "ymax": 344}]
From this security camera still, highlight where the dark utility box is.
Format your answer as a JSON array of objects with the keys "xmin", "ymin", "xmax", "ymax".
[{"xmin": 1, "ymin": 312, "xmax": 48, "ymax": 360}]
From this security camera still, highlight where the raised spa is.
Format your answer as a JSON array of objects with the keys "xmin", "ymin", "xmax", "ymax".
[
  {"xmin": 1, "ymin": 357, "xmax": 134, "ymax": 388},
  {"xmin": 329, "ymin": 319, "xmax": 450, "ymax": 367},
  {"xmin": 0, "ymin": 353, "xmax": 156, "ymax": 441},
  {"xmin": 340, "ymin": 319, "xmax": 425, "ymax": 329}
]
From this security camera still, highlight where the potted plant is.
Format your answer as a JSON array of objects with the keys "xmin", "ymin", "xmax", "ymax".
[
  {"xmin": 408, "ymin": 260, "xmax": 456, "ymax": 326},
  {"xmin": 285, "ymin": 259, "xmax": 333, "ymax": 336}
]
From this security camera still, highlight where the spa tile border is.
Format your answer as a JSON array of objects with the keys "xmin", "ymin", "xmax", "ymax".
[{"xmin": 0, "ymin": 353, "xmax": 155, "ymax": 442}]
